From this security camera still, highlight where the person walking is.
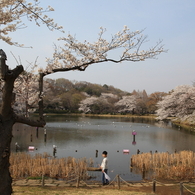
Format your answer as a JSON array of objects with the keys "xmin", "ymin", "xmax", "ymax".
[{"xmin": 100, "ymin": 151, "xmax": 109, "ymax": 185}]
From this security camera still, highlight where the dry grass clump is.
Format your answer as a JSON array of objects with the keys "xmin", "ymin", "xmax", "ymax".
[
  {"xmin": 10, "ymin": 152, "xmax": 93, "ymax": 180},
  {"xmin": 131, "ymin": 150, "xmax": 195, "ymax": 180}
]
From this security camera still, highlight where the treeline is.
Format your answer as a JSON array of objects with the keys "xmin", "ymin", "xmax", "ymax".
[
  {"xmin": 43, "ymin": 78, "xmax": 166, "ymax": 115},
  {"xmin": 43, "ymin": 78, "xmax": 128, "ymax": 113}
]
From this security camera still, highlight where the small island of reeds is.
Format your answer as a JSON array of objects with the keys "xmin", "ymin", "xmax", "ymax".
[{"xmin": 131, "ymin": 150, "xmax": 195, "ymax": 180}]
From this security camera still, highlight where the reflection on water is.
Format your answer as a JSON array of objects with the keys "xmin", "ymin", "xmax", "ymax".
[{"xmin": 11, "ymin": 115, "xmax": 195, "ymax": 181}]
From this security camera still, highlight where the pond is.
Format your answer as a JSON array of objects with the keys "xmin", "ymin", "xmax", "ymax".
[{"xmin": 11, "ymin": 115, "xmax": 195, "ymax": 181}]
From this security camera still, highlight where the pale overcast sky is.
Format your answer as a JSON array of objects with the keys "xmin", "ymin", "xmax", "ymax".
[{"xmin": 1, "ymin": 0, "xmax": 195, "ymax": 94}]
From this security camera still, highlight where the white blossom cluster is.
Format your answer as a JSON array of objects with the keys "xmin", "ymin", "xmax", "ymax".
[
  {"xmin": 79, "ymin": 96, "xmax": 99, "ymax": 113},
  {"xmin": 101, "ymin": 93, "xmax": 118, "ymax": 99},
  {"xmin": 156, "ymin": 85, "xmax": 195, "ymax": 124},
  {"xmin": 11, "ymin": 63, "xmax": 50, "ymax": 116},
  {"xmin": 115, "ymin": 95, "xmax": 137, "ymax": 113},
  {"xmin": 0, "ymin": 0, "xmax": 63, "ymax": 46},
  {"xmin": 79, "ymin": 93, "xmax": 136, "ymax": 113},
  {"xmin": 45, "ymin": 26, "xmax": 164, "ymax": 74},
  {"xmin": 13, "ymin": 68, "xmax": 39, "ymax": 115}
]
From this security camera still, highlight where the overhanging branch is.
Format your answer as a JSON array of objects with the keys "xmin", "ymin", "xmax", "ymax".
[{"xmin": 14, "ymin": 114, "xmax": 46, "ymax": 127}]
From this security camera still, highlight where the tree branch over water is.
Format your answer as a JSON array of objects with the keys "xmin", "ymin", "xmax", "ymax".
[{"xmin": 43, "ymin": 26, "xmax": 166, "ymax": 75}]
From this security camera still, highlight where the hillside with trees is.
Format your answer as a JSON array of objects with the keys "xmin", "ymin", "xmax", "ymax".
[
  {"xmin": 41, "ymin": 78, "xmax": 195, "ymax": 126},
  {"xmin": 42, "ymin": 78, "xmax": 167, "ymax": 115}
]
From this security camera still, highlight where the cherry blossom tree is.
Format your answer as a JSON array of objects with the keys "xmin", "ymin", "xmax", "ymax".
[
  {"xmin": 44, "ymin": 26, "xmax": 164, "ymax": 74},
  {"xmin": 79, "ymin": 96, "xmax": 99, "ymax": 113},
  {"xmin": 115, "ymin": 95, "xmax": 137, "ymax": 113},
  {"xmin": 0, "ymin": 1, "xmax": 62, "ymax": 194},
  {"xmin": 147, "ymin": 92, "xmax": 167, "ymax": 113},
  {"xmin": 156, "ymin": 85, "xmax": 195, "ymax": 125},
  {"xmin": 12, "ymin": 65, "xmax": 51, "ymax": 116},
  {"xmin": 79, "ymin": 93, "xmax": 118, "ymax": 114},
  {"xmin": 0, "ymin": 0, "xmax": 63, "ymax": 47},
  {"xmin": 0, "ymin": 1, "xmax": 165, "ymax": 194}
]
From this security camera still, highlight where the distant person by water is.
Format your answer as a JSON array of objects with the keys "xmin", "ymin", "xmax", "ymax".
[{"xmin": 15, "ymin": 142, "xmax": 20, "ymax": 152}]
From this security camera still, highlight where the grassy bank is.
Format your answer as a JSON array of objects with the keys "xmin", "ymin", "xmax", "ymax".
[
  {"xmin": 82, "ymin": 114, "xmax": 156, "ymax": 119},
  {"xmin": 171, "ymin": 120, "xmax": 195, "ymax": 131}
]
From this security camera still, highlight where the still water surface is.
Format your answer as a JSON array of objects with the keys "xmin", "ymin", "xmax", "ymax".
[{"xmin": 11, "ymin": 115, "xmax": 195, "ymax": 181}]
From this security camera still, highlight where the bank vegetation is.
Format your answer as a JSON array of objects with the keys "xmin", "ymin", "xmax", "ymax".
[
  {"xmin": 132, "ymin": 150, "xmax": 195, "ymax": 180},
  {"xmin": 10, "ymin": 153, "xmax": 93, "ymax": 180}
]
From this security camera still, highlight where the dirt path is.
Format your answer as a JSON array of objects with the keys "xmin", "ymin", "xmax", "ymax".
[
  {"xmin": 13, "ymin": 186, "xmax": 150, "ymax": 195},
  {"xmin": 12, "ymin": 178, "xmax": 195, "ymax": 195},
  {"xmin": 12, "ymin": 184, "xmax": 193, "ymax": 195}
]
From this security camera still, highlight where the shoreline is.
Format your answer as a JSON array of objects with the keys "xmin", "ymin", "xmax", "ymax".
[
  {"xmin": 33, "ymin": 113, "xmax": 195, "ymax": 130},
  {"xmin": 171, "ymin": 120, "xmax": 195, "ymax": 130},
  {"xmin": 37, "ymin": 113, "xmax": 157, "ymax": 119}
]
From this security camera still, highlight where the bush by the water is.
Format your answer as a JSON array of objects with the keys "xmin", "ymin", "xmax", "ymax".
[
  {"xmin": 131, "ymin": 150, "xmax": 195, "ymax": 180},
  {"xmin": 10, "ymin": 153, "xmax": 93, "ymax": 180}
]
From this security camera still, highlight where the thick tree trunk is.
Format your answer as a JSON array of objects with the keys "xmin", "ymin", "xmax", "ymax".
[
  {"xmin": 0, "ymin": 62, "xmax": 45, "ymax": 194},
  {"xmin": 0, "ymin": 64, "xmax": 39, "ymax": 194},
  {"xmin": 0, "ymin": 65, "xmax": 23, "ymax": 195},
  {"xmin": 0, "ymin": 118, "xmax": 14, "ymax": 195}
]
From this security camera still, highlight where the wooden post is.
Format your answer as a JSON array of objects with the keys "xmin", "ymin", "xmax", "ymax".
[
  {"xmin": 96, "ymin": 150, "xmax": 98, "ymax": 158},
  {"xmin": 53, "ymin": 147, "xmax": 57, "ymax": 157},
  {"xmin": 76, "ymin": 176, "xmax": 80, "ymax": 188},
  {"xmin": 180, "ymin": 182, "xmax": 183, "ymax": 195},
  {"xmin": 42, "ymin": 174, "xmax": 45, "ymax": 187},
  {"xmin": 117, "ymin": 174, "xmax": 120, "ymax": 190},
  {"xmin": 153, "ymin": 179, "xmax": 156, "ymax": 193},
  {"xmin": 130, "ymin": 158, "xmax": 133, "ymax": 167},
  {"xmin": 36, "ymin": 127, "xmax": 39, "ymax": 138},
  {"xmin": 44, "ymin": 129, "xmax": 47, "ymax": 142},
  {"xmin": 130, "ymin": 158, "xmax": 133, "ymax": 172},
  {"xmin": 142, "ymin": 163, "xmax": 146, "ymax": 179}
]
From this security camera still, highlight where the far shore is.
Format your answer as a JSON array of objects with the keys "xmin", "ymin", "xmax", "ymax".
[
  {"xmin": 33, "ymin": 113, "xmax": 195, "ymax": 130},
  {"xmin": 40, "ymin": 113, "xmax": 157, "ymax": 119}
]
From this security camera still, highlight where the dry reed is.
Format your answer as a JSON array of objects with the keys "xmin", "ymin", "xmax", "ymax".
[
  {"xmin": 131, "ymin": 150, "xmax": 195, "ymax": 180},
  {"xmin": 10, "ymin": 153, "xmax": 93, "ymax": 180}
]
